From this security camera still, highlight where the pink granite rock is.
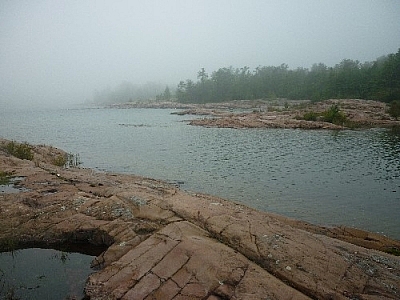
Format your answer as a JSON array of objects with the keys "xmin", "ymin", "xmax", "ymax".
[{"xmin": 0, "ymin": 139, "xmax": 399, "ymax": 299}]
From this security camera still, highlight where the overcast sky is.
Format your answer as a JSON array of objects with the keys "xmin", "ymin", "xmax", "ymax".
[{"xmin": 1, "ymin": 0, "xmax": 399, "ymax": 108}]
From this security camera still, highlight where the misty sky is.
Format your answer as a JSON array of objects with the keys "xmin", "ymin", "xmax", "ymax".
[{"xmin": 1, "ymin": 1, "xmax": 399, "ymax": 108}]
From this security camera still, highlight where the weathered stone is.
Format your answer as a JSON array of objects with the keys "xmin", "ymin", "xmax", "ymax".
[{"xmin": 146, "ymin": 279, "xmax": 181, "ymax": 300}]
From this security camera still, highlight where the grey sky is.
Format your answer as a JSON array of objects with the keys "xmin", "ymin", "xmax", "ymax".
[{"xmin": 1, "ymin": 0, "xmax": 399, "ymax": 108}]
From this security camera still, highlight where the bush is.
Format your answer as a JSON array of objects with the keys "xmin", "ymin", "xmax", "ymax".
[
  {"xmin": 323, "ymin": 104, "xmax": 346, "ymax": 125},
  {"xmin": 303, "ymin": 111, "xmax": 318, "ymax": 121},
  {"xmin": 4, "ymin": 141, "xmax": 34, "ymax": 160},
  {"xmin": 52, "ymin": 153, "xmax": 81, "ymax": 168},
  {"xmin": 0, "ymin": 171, "xmax": 12, "ymax": 185},
  {"xmin": 388, "ymin": 100, "xmax": 400, "ymax": 120},
  {"xmin": 52, "ymin": 154, "xmax": 67, "ymax": 167}
]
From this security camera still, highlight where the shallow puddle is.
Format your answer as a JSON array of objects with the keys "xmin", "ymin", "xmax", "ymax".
[
  {"xmin": 0, "ymin": 176, "xmax": 28, "ymax": 193},
  {"xmin": 0, "ymin": 248, "xmax": 96, "ymax": 299}
]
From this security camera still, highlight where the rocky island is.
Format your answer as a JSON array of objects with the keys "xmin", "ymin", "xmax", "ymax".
[
  {"xmin": 0, "ymin": 138, "xmax": 399, "ymax": 299},
  {"xmin": 182, "ymin": 99, "xmax": 399, "ymax": 130},
  {"xmin": 110, "ymin": 98, "xmax": 400, "ymax": 130}
]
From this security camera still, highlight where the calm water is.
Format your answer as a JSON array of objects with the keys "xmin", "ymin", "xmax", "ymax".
[
  {"xmin": 1, "ymin": 107, "xmax": 399, "ymax": 239},
  {"xmin": 0, "ymin": 248, "xmax": 94, "ymax": 299}
]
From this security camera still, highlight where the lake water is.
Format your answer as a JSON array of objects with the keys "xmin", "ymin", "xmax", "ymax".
[{"xmin": 1, "ymin": 107, "xmax": 399, "ymax": 239}]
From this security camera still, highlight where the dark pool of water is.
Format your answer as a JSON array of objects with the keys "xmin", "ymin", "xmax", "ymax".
[{"xmin": 0, "ymin": 248, "xmax": 96, "ymax": 300}]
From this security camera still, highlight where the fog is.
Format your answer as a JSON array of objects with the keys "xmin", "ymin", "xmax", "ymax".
[{"xmin": 1, "ymin": 0, "xmax": 399, "ymax": 109}]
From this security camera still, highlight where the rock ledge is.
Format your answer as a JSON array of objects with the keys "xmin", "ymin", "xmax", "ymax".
[{"xmin": 0, "ymin": 140, "xmax": 399, "ymax": 299}]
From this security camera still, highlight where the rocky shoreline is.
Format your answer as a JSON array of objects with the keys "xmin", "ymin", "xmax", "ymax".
[
  {"xmin": 183, "ymin": 99, "xmax": 400, "ymax": 130},
  {"xmin": 110, "ymin": 98, "xmax": 400, "ymax": 130},
  {"xmin": 1, "ymin": 139, "xmax": 400, "ymax": 299}
]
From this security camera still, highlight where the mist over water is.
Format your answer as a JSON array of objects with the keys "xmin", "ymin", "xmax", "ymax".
[
  {"xmin": 1, "ymin": 108, "xmax": 399, "ymax": 239},
  {"xmin": 1, "ymin": 1, "xmax": 399, "ymax": 109}
]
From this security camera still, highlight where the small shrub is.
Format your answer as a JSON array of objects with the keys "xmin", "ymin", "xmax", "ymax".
[
  {"xmin": 385, "ymin": 247, "xmax": 400, "ymax": 256},
  {"xmin": 303, "ymin": 111, "xmax": 318, "ymax": 121},
  {"xmin": 323, "ymin": 104, "xmax": 346, "ymax": 125},
  {"xmin": 52, "ymin": 154, "xmax": 67, "ymax": 167},
  {"xmin": 0, "ymin": 171, "xmax": 12, "ymax": 185},
  {"xmin": 51, "ymin": 153, "xmax": 81, "ymax": 168},
  {"xmin": 4, "ymin": 141, "xmax": 34, "ymax": 160},
  {"xmin": 388, "ymin": 100, "xmax": 400, "ymax": 120},
  {"xmin": 390, "ymin": 125, "xmax": 400, "ymax": 134}
]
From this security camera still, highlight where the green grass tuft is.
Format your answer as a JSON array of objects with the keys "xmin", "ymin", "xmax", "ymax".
[
  {"xmin": 0, "ymin": 171, "xmax": 12, "ymax": 185},
  {"xmin": 3, "ymin": 141, "xmax": 34, "ymax": 161}
]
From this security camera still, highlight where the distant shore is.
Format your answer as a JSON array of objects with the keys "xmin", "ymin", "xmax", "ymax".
[
  {"xmin": 109, "ymin": 98, "xmax": 400, "ymax": 130},
  {"xmin": 0, "ymin": 139, "xmax": 399, "ymax": 299}
]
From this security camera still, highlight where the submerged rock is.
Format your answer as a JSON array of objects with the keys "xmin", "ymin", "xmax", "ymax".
[{"xmin": 0, "ymin": 139, "xmax": 399, "ymax": 299}]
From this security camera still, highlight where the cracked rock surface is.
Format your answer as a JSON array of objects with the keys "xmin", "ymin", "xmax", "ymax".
[{"xmin": 0, "ymin": 140, "xmax": 399, "ymax": 299}]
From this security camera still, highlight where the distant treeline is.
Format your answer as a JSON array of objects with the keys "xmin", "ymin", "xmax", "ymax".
[
  {"xmin": 175, "ymin": 49, "xmax": 400, "ymax": 104},
  {"xmin": 92, "ymin": 81, "xmax": 166, "ymax": 104}
]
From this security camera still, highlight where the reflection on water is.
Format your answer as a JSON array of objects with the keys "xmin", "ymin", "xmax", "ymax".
[
  {"xmin": 0, "ymin": 248, "xmax": 95, "ymax": 300},
  {"xmin": 0, "ymin": 108, "xmax": 399, "ymax": 239}
]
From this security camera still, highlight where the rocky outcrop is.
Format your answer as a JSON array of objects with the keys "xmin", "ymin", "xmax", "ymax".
[
  {"xmin": 0, "ymin": 140, "xmax": 399, "ymax": 299},
  {"xmin": 188, "ymin": 113, "xmax": 344, "ymax": 129},
  {"xmin": 182, "ymin": 99, "xmax": 400, "ymax": 129},
  {"xmin": 108, "ymin": 99, "xmax": 400, "ymax": 129}
]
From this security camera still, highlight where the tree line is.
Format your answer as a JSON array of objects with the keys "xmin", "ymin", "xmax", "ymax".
[
  {"xmin": 174, "ymin": 49, "xmax": 400, "ymax": 104},
  {"xmin": 92, "ymin": 81, "xmax": 166, "ymax": 104}
]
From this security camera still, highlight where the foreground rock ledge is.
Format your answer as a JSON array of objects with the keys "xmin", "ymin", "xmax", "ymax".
[{"xmin": 0, "ymin": 142, "xmax": 399, "ymax": 299}]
